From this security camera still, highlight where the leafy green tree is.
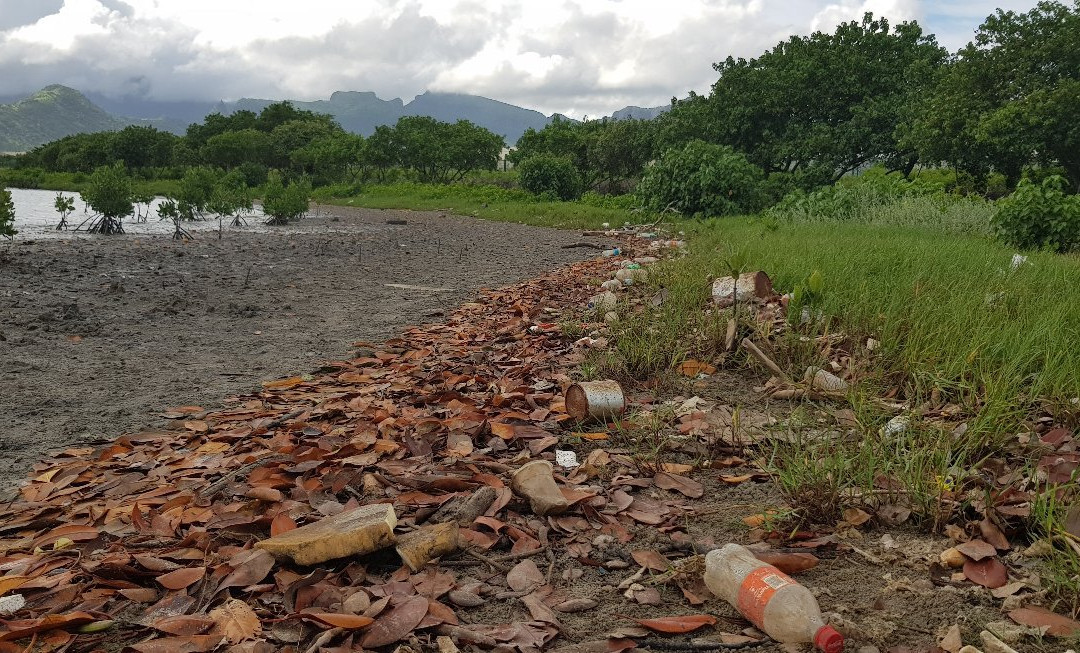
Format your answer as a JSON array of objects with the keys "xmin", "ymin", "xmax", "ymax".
[
  {"xmin": 702, "ymin": 14, "xmax": 945, "ymax": 181},
  {"xmin": 290, "ymin": 132, "xmax": 364, "ymax": 185},
  {"xmin": 362, "ymin": 125, "xmax": 400, "ymax": 181},
  {"xmin": 176, "ymin": 166, "xmax": 218, "ymax": 220},
  {"xmin": 132, "ymin": 190, "xmax": 155, "ymax": 223},
  {"xmin": 156, "ymin": 198, "xmax": 191, "ymax": 240},
  {"xmin": 207, "ymin": 169, "xmax": 254, "ymax": 227},
  {"xmin": 636, "ymin": 141, "xmax": 765, "ymax": 217},
  {"xmin": 512, "ymin": 117, "xmax": 593, "ymax": 183},
  {"xmin": 109, "ymin": 126, "xmax": 177, "ymax": 169},
  {"xmin": 269, "ymin": 119, "xmax": 339, "ymax": 171},
  {"xmin": 907, "ymin": 2, "xmax": 1080, "ymax": 188},
  {"xmin": 388, "ymin": 116, "xmax": 503, "ymax": 183},
  {"xmin": 0, "ymin": 188, "xmax": 16, "ymax": 241},
  {"xmin": 185, "ymin": 110, "xmax": 259, "ymax": 148},
  {"xmin": 53, "ymin": 192, "xmax": 75, "ymax": 230},
  {"xmin": 201, "ymin": 129, "xmax": 272, "ymax": 169},
  {"xmin": 586, "ymin": 119, "xmax": 656, "ymax": 191},
  {"xmin": 262, "ymin": 172, "xmax": 311, "ymax": 225},
  {"xmin": 82, "ymin": 163, "xmax": 133, "ymax": 234},
  {"xmin": 518, "ymin": 155, "xmax": 583, "ymax": 200}
]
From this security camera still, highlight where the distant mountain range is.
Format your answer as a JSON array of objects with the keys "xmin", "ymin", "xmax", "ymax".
[{"xmin": 0, "ymin": 85, "xmax": 669, "ymax": 153}]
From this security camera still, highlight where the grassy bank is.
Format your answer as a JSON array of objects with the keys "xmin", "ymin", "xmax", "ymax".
[
  {"xmin": 317, "ymin": 181, "xmax": 641, "ymax": 230},
  {"xmin": 595, "ymin": 215, "xmax": 1080, "ymax": 612}
]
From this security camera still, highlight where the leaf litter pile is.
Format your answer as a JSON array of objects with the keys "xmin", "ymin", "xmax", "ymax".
[{"xmin": 2, "ymin": 235, "xmax": 1080, "ymax": 653}]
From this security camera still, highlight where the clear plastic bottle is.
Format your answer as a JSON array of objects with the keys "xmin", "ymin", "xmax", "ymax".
[{"xmin": 704, "ymin": 543, "xmax": 844, "ymax": 652}]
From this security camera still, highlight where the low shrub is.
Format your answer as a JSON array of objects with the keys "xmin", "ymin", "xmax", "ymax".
[
  {"xmin": 518, "ymin": 155, "xmax": 583, "ymax": 201},
  {"xmin": 636, "ymin": 141, "xmax": 765, "ymax": 217},
  {"xmin": 993, "ymin": 175, "xmax": 1080, "ymax": 253}
]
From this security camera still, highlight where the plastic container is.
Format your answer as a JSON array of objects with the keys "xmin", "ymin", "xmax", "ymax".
[
  {"xmin": 704, "ymin": 544, "xmax": 843, "ymax": 652},
  {"xmin": 511, "ymin": 460, "xmax": 569, "ymax": 516},
  {"xmin": 602, "ymin": 248, "xmax": 621, "ymax": 257}
]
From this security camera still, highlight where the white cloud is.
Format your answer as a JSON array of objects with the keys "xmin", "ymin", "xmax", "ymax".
[{"xmin": 0, "ymin": 0, "xmax": 1043, "ymax": 117}]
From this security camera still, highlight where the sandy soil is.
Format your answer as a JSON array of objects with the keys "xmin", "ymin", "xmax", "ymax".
[{"xmin": 0, "ymin": 206, "xmax": 607, "ymax": 491}]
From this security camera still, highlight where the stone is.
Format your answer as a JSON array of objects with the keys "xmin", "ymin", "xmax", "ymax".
[{"xmin": 256, "ymin": 503, "xmax": 396, "ymax": 565}]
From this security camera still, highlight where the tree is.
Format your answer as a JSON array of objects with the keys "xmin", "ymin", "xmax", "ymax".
[
  {"xmin": 82, "ymin": 163, "xmax": 133, "ymax": 234},
  {"xmin": 176, "ymin": 166, "xmax": 218, "ymax": 220},
  {"xmin": 636, "ymin": 141, "xmax": 766, "ymax": 217},
  {"xmin": 290, "ymin": 132, "xmax": 364, "ymax": 185},
  {"xmin": 53, "ymin": 192, "xmax": 75, "ymax": 230},
  {"xmin": 262, "ymin": 172, "xmax": 310, "ymax": 225},
  {"xmin": 906, "ymin": 2, "xmax": 1080, "ymax": 188},
  {"xmin": 156, "ymin": 198, "xmax": 191, "ymax": 240},
  {"xmin": 390, "ymin": 116, "xmax": 504, "ymax": 183},
  {"xmin": 701, "ymin": 14, "xmax": 946, "ymax": 181},
  {"xmin": 201, "ymin": 129, "xmax": 272, "ymax": 169},
  {"xmin": 109, "ymin": 126, "xmax": 177, "ymax": 169},
  {"xmin": 586, "ymin": 119, "xmax": 656, "ymax": 192},
  {"xmin": 207, "ymin": 169, "xmax": 254, "ymax": 228},
  {"xmin": 0, "ymin": 188, "xmax": 16, "ymax": 241}
]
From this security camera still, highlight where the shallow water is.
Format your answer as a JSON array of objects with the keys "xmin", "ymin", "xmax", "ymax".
[{"xmin": 4, "ymin": 187, "xmax": 273, "ymax": 239}]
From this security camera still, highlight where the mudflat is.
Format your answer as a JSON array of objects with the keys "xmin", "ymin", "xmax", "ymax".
[{"xmin": 0, "ymin": 206, "xmax": 603, "ymax": 490}]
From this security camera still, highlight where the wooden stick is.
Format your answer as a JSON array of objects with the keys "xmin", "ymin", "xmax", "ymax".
[
  {"xmin": 462, "ymin": 547, "xmax": 511, "ymax": 573},
  {"xmin": 740, "ymin": 338, "xmax": 790, "ymax": 383}
]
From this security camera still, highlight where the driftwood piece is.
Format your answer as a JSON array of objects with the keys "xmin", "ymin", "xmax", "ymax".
[
  {"xmin": 396, "ymin": 522, "xmax": 460, "ymax": 571},
  {"xmin": 429, "ymin": 486, "xmax": 498, "ymax": 526}
]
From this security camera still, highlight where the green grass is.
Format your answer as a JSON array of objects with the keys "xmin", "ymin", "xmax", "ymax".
[
  {"xmin": 594, "ymin": 213, "xmax": 1080, "ymax": 611},
  {"xmin": 317, "ymin": 181, "xmax": 646, "ymax": 230},
  {"xmin": 0, "ymin": 169, "xmax": 180, "ymax": 197}
]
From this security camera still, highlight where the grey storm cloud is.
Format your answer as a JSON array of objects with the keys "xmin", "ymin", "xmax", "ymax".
[{"xmin": 0, "ymin": 0, "xmax": 1041, "ymax": 117}]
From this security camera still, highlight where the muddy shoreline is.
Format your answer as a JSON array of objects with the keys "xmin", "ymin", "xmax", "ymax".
[{"xmin": 0, "ymin": 206, "xmax": 607, "ymax": 491}]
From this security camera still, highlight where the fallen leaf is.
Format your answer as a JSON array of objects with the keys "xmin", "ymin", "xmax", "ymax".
[
  {"xmin": 1009, "ymin": 606, "xmax": 1080, "ymax": 637},
  {"xmin": 631, "ymin": 550, "xmax": 670, "ymax": 572},
  {"xmin": 506, "ymin": 559, "xmax": 545, "ymax": 592},
  {"xmin": 719, "ymin": 474, "xmax": 754, "ymax": 484},
  {"xmin": 0, "ymin": 612, "xmax": 98, "ymax": 641},
  {"xmin": 157, "ymin": 567, "xmax": 206, "ymax": 590},
  {"xmin": 956, "ymin": 539, "xmax": 997, "ymax": 562},
  {"xmin": 0, "ymin": 576, "xmax": 30, "ymax": 597},
  {"xmin": 963, "ymin": 557, "xmax": 1008, "ymax": 589},
  {"xmin": 653, "ymin": 472, "xmax": 704, "ymax": 498},
  {"xmin": 360, "ymin": 595, "xmax": 429, "ymax": 648},
  {"xmin": 209, "ymin": 599, "xmax": 261, "ymax": 644},
  {"xmin": 679, "ymin": 360, "xmax": 716, "ymax": 377},
  {"xmin": 938, "ymin": 624, "xmax": 962, "ymax": 653},
  {"xmin": 1065, "ymin": 505, "xmax": 1080, "ymax": 540},
  {"xmin": 151, "ymin": 616, "xmax": 216, "ymax": 636},
  {"xmin": 270, "ymin": 514, "xmax": 297, "ymax": 537},
  {"xmin": 842, "ymin": 508, "xmax": 872, "ymax": 526},
  {"xmin": 979, "ymin": 518, "xmax": 1011, "ymax": 551},
  {"xmin": 990, "ymin": 581, "xmax": 1027, "ymax": 599},
  {"xmin": 300, "ymin": 612, "xmax": 374, "ymax": 629},
  {"xmin": 263, "ymin": 376, "xmax": 304, "ymax": 390},
  {"xmin": 629, "ymin": 614, "xmax": 717, "ymax": 634},
  {"xmin": 218, "ymin": 550, "xmax": 275, "ymax": 590}
]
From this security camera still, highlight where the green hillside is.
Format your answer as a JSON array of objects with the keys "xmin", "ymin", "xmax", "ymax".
[{"xmin": 0, "ymin": 85, "xmax": 127, "ymax": 153}]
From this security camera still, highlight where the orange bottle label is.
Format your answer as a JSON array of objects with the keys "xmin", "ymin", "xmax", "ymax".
[{"xmin": 736, "ymin": 566, "xmax": 795, "ymax": 628}]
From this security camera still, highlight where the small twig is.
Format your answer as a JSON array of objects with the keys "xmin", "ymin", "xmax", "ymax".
[
  {"xmin": 740, "ymin": 338, "xmax": 790, "ymax": 383},
  {"xmin": 490, "ymin": 545, "xmax": 549, "ymax": 563},
  {"xmin": 462, "ymin": 548, "xmax": 511, "ymax": 573},
  {"xmin": 198, "ymin": 454, "xmax": 291, "ymax": 500},
  {"xmin": 561, "ymin": 242, "xmax": 604, "ymax": 250}
]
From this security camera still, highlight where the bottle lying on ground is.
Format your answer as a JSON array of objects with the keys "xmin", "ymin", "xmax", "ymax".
[{"xmin": 704, "ymin": 543, "xmax": 844, "ymax": 652}]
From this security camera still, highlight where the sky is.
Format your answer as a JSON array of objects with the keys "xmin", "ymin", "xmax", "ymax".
[{"xmin": 0, "ymin": 0, "xmax": 1044, "ymax": 118}]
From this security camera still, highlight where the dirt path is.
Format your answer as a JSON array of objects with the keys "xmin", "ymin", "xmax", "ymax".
[{"xmin": 0, "ymin": 207, "xmax": 608, "ymax": 491}]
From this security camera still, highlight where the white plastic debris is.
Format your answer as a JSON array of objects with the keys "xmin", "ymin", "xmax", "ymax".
[
  {"xmin": 866, "ymin": 338, "xmax": 880, "ymax": 352},
  {"xmin": 587, "ymin": 291, "xmax": 618, "ymax": 312},
  {"xmin": 600, "ymin": 279, "xmax": 623, "ymax": 292},
  {"xmin": 1010, "ymin": 254, "xmax": 1029, "ymax": 270},
  {"xmin": 805, "ymin": 366, "xmax": 848, "ymax": 392},
  {"xmin": 881, "ymin": 416, "xmax": 910, "ymax": 437},
  {"xmin": 0, "ymin": 594, "xmax": 26, "ymax": 616},
  {"xmin": 555, "ymin": 449, "xmax": 580, "ymax": 469}
]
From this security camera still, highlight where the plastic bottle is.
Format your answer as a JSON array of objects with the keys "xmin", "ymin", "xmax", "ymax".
[
  {"xmin": 601, "ymin": 248, "xmax": 621, "ymax": 257},
  {"xmin": 704, "ymin": 544, "xmax": 844, "ymax": 652}
]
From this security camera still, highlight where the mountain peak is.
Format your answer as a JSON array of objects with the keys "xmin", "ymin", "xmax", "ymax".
[{"xmin": 0, "ymin": 86, "xmax": 126, "ymax": 152}]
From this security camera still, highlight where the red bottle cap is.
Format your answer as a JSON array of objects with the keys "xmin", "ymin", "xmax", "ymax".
[{"xmin": 814, "ymin": 625, "xmax": 844, "ymax": 653}]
